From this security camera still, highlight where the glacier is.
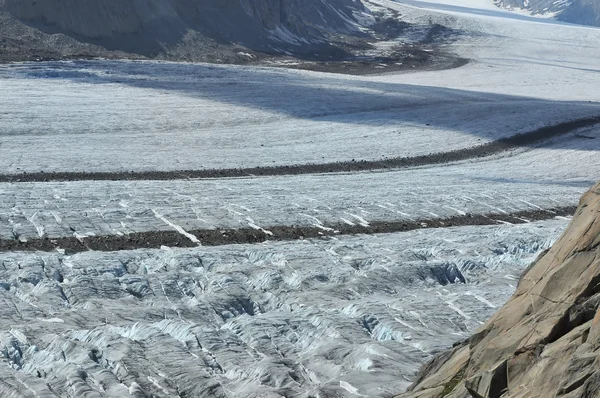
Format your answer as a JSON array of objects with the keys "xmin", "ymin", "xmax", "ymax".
[{"xmin": 0, "ymin": 0, "xmax": 599, "ymax": 396}]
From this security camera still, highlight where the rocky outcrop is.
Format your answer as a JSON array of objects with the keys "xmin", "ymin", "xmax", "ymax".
[
  {"xmin": 558, "ymin": 0, "xmax": 600, "ymax": 27},
  {"xmin": 0, "ymin": 0, "xmax": 367, "ymax": 60},
  {"xmin": 398, "ymin": 182, "xmax": 600, "ymax": 398},
  {"xmin": 495, "ymin": 0, "xmax": 600, "ymax": 27}
]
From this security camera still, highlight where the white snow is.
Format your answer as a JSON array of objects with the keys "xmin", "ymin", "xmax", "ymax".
[{"xmin": 151, "ymin": 209, "xmax": 201, "ymax": 244}]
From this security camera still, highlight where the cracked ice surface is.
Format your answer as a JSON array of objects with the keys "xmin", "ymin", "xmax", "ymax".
[{"xmin": 0, "ymin": 220, "xmax": 567, "ymax": 397}]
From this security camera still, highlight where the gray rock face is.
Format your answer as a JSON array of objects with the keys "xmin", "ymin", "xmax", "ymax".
[
  {"xmin": 0, "ymin": 0, "xmax": 366, "ymax": 56},
  {"xmin": 397, "ymin": 181, "xmax": 600, "ymax": 398},
  {"xmin": 495, "ymin": 0, "xmax": 600, "ymax": 26},
  {"xmin": 558, "ymin": 0, "xmax": 600, "ymax": 26}
]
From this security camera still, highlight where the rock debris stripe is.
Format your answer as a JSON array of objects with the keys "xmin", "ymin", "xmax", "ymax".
[
  {"xmin": 2, "ymin": 116, "xmax": 600, "ymax": 183},
  {"xmin": 1, "ymin": 206, "xmax": 576, "ymax": 253}
]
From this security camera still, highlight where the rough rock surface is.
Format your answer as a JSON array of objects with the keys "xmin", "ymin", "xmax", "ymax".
[
  {"xmin": 0, "ymin": 0, "xmax": 463, "ymax": 71},
  {"xmin": 397, "ymin": 181, "xmax": 600, "ymax": 398},
  {"xmin": 0, "ymin": 0, "xmax": 367, "ymax": 61}
]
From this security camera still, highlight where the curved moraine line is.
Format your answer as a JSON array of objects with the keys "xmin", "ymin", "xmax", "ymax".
[
  {"xmin": 1, "ymin": 116, "xmax": 599, "ymax": 183},
  {"xmin": 1, "ymin": 206, "xmax": 576, "ymax": 253}
]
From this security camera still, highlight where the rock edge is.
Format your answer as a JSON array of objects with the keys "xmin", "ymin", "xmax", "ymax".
[{"xmin": 397, "ymin": 181, "xmax": 600, "ymax": 398}]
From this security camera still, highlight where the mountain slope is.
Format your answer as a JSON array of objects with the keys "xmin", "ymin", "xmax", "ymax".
[
  {"xmin": 0, "ymin": 0, "xmax": 368, "ymax": 61},
  {"xmin": 397, "ymin": 181, "xmax": 600, "ymax": 398},
  {"xmin": 495, "ymin": 0, "xmax": 600, "ymax": 26}
]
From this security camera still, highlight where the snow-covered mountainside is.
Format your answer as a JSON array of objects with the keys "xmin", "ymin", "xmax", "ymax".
[
  {"xmin": 0, "ymin": 0, "xmax": 599, "ymax": 397},
  {"xmin": 495, "ymin": 0, "xmax": 600, "ymax": 26}
]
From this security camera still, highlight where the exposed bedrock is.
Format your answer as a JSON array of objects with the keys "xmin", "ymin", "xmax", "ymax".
[{"xmin": 397, "ymin": 181, "xmax": 600, "ymax": 398}]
